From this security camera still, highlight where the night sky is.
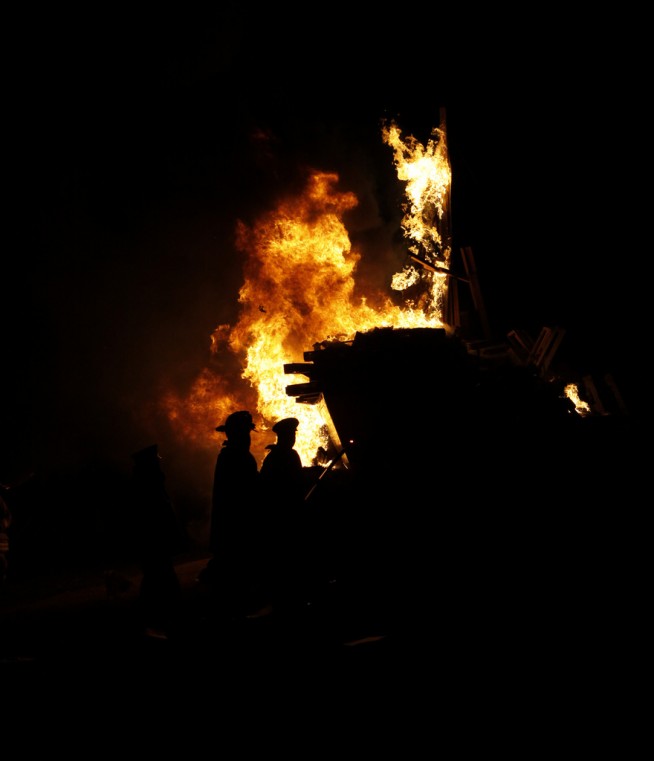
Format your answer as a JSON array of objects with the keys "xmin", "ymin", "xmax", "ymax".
[{"xmin": 3, "ymin": 8, "xmax": 645, "ymax": 498}]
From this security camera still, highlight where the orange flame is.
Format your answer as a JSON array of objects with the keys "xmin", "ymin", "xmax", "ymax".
[{"xmin": 163, "ymin": 120, "xmax": 454, "ymax": 465}]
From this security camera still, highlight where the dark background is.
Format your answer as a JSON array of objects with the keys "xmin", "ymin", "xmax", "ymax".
[{"xmin": 3, "ymin": 9, "xmax": 646, "ymax": 512}]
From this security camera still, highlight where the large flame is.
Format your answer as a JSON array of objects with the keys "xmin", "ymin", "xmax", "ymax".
[
  {"xmin": 163, "ymin": 119, "xmax": 454, "ymax": 465},
  {"xmin": 382, "ymin": 118, "xmax": 452, "ymax": 319}
]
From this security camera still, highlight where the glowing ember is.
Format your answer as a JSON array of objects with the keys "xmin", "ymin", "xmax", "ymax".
[{"xmin": 163, "ymin": 120, "xmax": 454, "ymax": 465}]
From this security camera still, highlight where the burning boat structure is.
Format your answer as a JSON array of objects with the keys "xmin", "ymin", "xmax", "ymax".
[
  {"xmin": 283, "ymin": 250, "xmax": 632, "ymax": 478},
  {"xmin": 280, "ymin": 113, "xmax": 633, "ymax": 495},
  {"xmin": 283, "ymin": 256, "xmax": 635, "ymax": 517}
]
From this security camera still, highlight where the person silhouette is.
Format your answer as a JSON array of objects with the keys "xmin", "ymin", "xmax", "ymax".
[
  {"xmin": 259, "ymin": 417, "xmax": 313, "ymax": 614},
  {"xmin": 259, "ymin": 417, "xmax": 304, "ymax": 501},
  {"xmin": 201, "ymin": 410, "xmax": 262, "ymax": 617},
  {"xmin": 130, "ymin": 444, "xmax": 185, "ymax": 639}
]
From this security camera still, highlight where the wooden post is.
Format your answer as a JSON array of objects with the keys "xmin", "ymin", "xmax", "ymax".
[
  {"xmin": 460, "ymin": 246, "xmax": 492, "ymax": 340},
  {"xmin": 583, "ymin": 375, "xmax": 606, "ymax": 416},
  {"xmin": 528, "ymin": 326, "xmax": 566, "ymax": 375},
  {"xmin": 446, "ymin": 275, "xmax": 460, "ymax": 330},
  {"xmin": 604, "ymin": 373, "xmax": 629, "ymax": 416}
]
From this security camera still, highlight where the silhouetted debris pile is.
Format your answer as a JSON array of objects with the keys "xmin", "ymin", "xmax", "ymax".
[
  {"xmin": 283, "ymin": 326, "xmax": 641, "ymax": 638},
  {"xmin": 286, "ymin": 326, "xmax": 580, "ymax": 473}
]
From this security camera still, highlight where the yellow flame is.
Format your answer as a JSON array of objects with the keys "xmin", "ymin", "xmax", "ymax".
[
  {"xmin": 382, "ymin": 119, "xmax": 452, "ymax": 321},
  {"xmin": 564, "ymin": 383, "xmax": 592, "ymax": 417},
  {"xmin": 382, "ymin": 120, "xmax": 452, "ymax": 261},
  {"xmin": 163, "ymin": 121, "xmax": 454, "ymax": 465}
]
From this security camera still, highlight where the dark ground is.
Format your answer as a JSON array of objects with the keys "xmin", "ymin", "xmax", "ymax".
[
  {"xmin": 0, "ymin": 409, "xmax": 647, "ymax": 744},
  {"xmin": 0, "ymin": 549, "xmax": 380, "ymax": 670},
  {"xmin": 1, "ymin": 548, "xmax": 433, "ymax": 743},
  {"xmin": 0, "ymin": 547, "xmax": 407, "ymax": 690},
  {"xmin": 1, "ymin": 516, "xmax": 647, "ymax": 747}
]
